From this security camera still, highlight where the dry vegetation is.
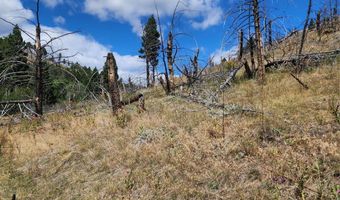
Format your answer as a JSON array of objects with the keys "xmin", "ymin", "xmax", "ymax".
[{"xmin": 0, "ymin": 59, "xmax": 339, "ymax": 199}]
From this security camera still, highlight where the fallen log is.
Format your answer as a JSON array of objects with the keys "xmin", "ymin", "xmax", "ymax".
[
  {"xmin": 174, "ymin": 93, "xmax": 257, "ymax": 116},
  {"xmin": 0, "ymin": 99, "xmax": 34, "ymax": 105},
  {"xmin": 121, "ymin": 93, "xmax": 145, "ymax": 113},
  {"xmin": 121, "ymin": 93, "xmax": 143, "ymax": 106},
  {"xmin": 265, "ymin": 49, "xmax": 340, "ymax": 69},
  {"xmin": 219, "ymin": 63, "xmax": 244, "ymax": 91}
]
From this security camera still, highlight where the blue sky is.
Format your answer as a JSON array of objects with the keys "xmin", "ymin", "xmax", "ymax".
[{"xmin": 0, "ymin": 0, "xmax": 333, "ymax": 79}]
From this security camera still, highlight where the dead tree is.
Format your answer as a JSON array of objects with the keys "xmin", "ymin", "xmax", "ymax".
[
  {"xmin": 34, "ymin": 0, "xmax": 43, "ymax": 115},
  {"xmin": 316, "ymin": 10, "xmax": 321, "ymax": 40},
  {"xmin": 268, "ymin": 20, "xmax": 273, "ymax": 46},
  {"xmin": 238, "ymin": 29, "xmax": 252, "ymax": 78},
  {"xmin": 252, "ymin": 0, "xmax": 265, "ymax": 83},
  {"xmin": 106, "ymin": 53, "xmax": 121, "ymax": 114},
  {"xmin": 297, "ymin": 0, "xmax": 312, "ymax": 72},
  {"xmin": 238, "ymin": 30, "xmax": 244, "ymax": 61},
  {"xmin": 191, "ymin": 48, "xmax": 200, "ymax": 77},
  {"xmin": 249, "ymin": 36, "xmax": 256, "ymax": 73},
  {"xmin": 154, "ymin": 1, "xmax": 181, "ymax": 94},
  {"xmin": 106, "ymin": 53, "xmax": 145, "ymax": 115},
  {"xmin": 167, "ymin": 32, "xmax": 174, "ymax": 83},
  {"xmin": 1, "ymin": 0, "xmax": 78, "ymax": 116},
  {"xmin": 166, "ymin": 0, "xmax": 181, "ymax": 88}
]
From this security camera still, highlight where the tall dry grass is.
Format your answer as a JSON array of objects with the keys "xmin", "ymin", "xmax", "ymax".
[{"xmin": 0, "ymin": 63, "xmax": 339, "ymax": 199}]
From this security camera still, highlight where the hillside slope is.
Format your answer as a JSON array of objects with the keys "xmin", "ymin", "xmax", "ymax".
[{"xmin": 0, "ymin": 60, "xmax": 339, "ymax": 199}]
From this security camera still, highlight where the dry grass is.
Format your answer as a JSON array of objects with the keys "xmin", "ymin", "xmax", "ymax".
[{"xmin": 0, "ymin": 63, "xmax": 339, "ymax": 199}]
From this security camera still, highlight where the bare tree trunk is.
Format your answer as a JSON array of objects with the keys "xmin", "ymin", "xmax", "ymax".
[
  {"xmin": 107, "ymin": 53, "xmax": 121, "ymax": 114},
  {"xmin": 238, "ymin": 29, "xmax": 244, "ymax": 61},
  {"xmin": 297, "ymin": 0, "xmax": 312, "ymax": 72},
  {"xmin": 35, "ymin": 0, "xmax": 43, "ymax": 115},
  {"xmin": 249, "ymin": 36, "xmax": 256, "ymax": 74},
  {"xmin": 268, "ymin": 20, "xmax": 272, "ymax": 46},
  {"xmin": 316, "ymin": 10, "xmax": 321, "ymax": 41},
  {"xmin": 192, "ymin": 49, "xmax": 199, "ymax": 77},
  {"xmin": 155, "ymin": 4, "xmax": 171, "ymax": 94},
  {"xmin": 252, "ymin": 0, "xmax": 265, "ymax": 83},
  {"xmin": 167, "ymin": 32, "xmax": 174, "ymax": 83},
  {"xmin": 244, "ymin": 60, "xmax": 253, "ymax": 79}
]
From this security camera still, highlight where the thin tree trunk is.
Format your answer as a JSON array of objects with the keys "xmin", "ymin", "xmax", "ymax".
[
  {"xmin": 238, "ymin": 29, "xmax": 244, "ymax": 61},
  {"xmin": 244, "ymin": 60, "xmax": 253, "ymax": 79},
  {"xmin": 250, "ymin": 36, "xmax": 256, "ymax": 73},
  {"xmin": 252, "ymin": 0, "xmax": 265, "ymax": 83},
  {"xmin": 146, "ymin": 58, "xmax": 150, "ymax": 87},
  {"xmin": 107, "ymin": 53, "xmax": 121, "ymax": 114},
  {"xmin": 35, "ymin": 0, "xmax": 43, "ymax": 115},
  {"xmin": 316, "ymin": 10, "xmax": 321, "ymax": 40},
  {"xmin": 167, "ymin": 32, "xmax": 174, "ymax": 83},
  {"xmin": 192, "ymin": 49, "xmax": 199, "ymax": 77},
  {"xmin": 268, "ymin": 20, "xmax": 272, "ymax": 46},
  {"xmin": 297, "ymin": 0, "xmax": 312, "ymax": 72},
  {"xmin": 155, "ymin": 5, "xmax": 171, "ymax": 94}
]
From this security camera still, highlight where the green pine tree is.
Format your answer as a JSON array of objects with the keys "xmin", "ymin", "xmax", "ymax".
[{"xmin": 139, "ymin": 15, "xmax": 160, "ymax": 87}]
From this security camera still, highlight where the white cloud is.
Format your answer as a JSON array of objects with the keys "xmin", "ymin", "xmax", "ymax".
[
  {"xmin": 41, "ymin": 0, "xmax": 64, "ymax": 8},
  {"xmin": 84, "ymin": 0, "xmax": 223, "ymax": 35},
  {"xmin": 53, "ymin": 16, "xmax": 66, "ymax": 25},
  {"xmin": 210, "ymin": 46, "xmax": 237, "ymax": 64},
  {"xmin": 0, "ymin": 0, "xmax": 34, "ymax": 36},
  {"xmin": 0, "ymin": 0, "xmax": 145, "ymax": 80},
  {"xmin": 20, "ymin": 25, "xmax": 145, "ymax": 79}
]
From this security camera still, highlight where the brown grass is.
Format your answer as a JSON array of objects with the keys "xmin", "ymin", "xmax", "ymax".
[{"xmin": 0, "ymin": 63, "xmax": 339, "ymax": 199}]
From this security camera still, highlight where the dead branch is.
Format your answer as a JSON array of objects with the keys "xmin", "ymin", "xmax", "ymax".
[{"xmin": 290, "ymin": 73, "xmax": 309, "ymax": 90}]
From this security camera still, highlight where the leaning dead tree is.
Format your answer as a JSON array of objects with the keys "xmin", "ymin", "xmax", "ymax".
[{"xmin": 105, "ymin": 53, "xmax": 145, "ymax": 115}]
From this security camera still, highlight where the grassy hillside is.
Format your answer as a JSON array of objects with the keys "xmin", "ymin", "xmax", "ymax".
[{"xmin": 0, "ymin": 61, "xmax": 339, "ymax": 199}]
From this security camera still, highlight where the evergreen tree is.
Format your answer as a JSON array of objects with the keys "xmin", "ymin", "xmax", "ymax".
[
  {"xmin": 308, "ymin": 18, "xmax": 316, "ymax": 30},
  {"xmin": 0, "ymin": 25, "xmax": 29, "ymax": 91},
  {"xmin": 139, "ymin": 15, "xmax": 160, "ymax": 87}
]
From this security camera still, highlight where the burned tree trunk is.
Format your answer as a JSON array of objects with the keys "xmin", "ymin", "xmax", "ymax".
[
  {"xmin": 239, "ymin": 30, "xmax": 252, "ymax": 78},
  {"xmin": 105, "ymin": 53, "xmax": 145, "ymax": 115},
  {"xmin": 192, "ymin": 49, "xmax": 200, "ymax": 77},
  {"xmin": 238, "ymin": 30, "xmax": 244, "ymax": 61},
  {"xmin": 244, "ymin": 60, "xmax": 253, "ymax": 79},
  {"xmin": 106, "ymin": 53, "xmax": 121, "ymax": 114},
  {"xmin": 252, "ymin": 0, "xmax": 265, "ymax": 83},
  {"xmin": 35, "ymin": 0, "xmax": 43, "ymax": 116},
  {"xmin": 297, "ymin": 0, "xmax": 312, "ymax": 72},
  {"xmin": 167, "ymin": 32, "xmax": 174, "ymax": 84},
  {"xmin": 268, "ymin": 20, "xmax": 272, "ymax": 46},
  {"xmin": 316, "ymin": 10, "xmax": 321, "ymax": 41},
  {"xmin": 249, "ymin": 36, "xmax": 256, "ymax": 74}
]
